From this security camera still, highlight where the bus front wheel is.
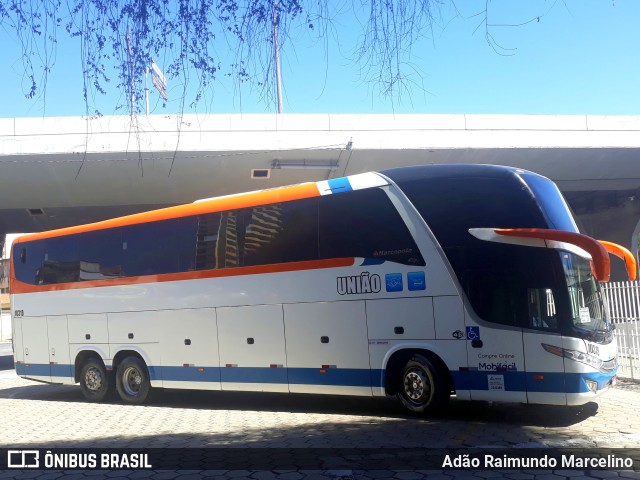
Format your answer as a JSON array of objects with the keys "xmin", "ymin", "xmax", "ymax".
[
  {"xmin": 397, "ymin": 354, "xmax": 448, "ymax": 414},
  {"xmin": 79, "ymin": 357, "xmax": 112, "ymax": 402},
  {"xmin": 116, "ymin": 356, "xmax": 151, "ymax": 404}
]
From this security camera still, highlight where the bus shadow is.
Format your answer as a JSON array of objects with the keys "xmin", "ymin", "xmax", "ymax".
[
  {"xmin": 0, "ymin": 380, "xmax": 599, "ymax": 428},
  {"xmin": 443, "ymin": 397, "xmax": 599, "ymax": 428},
  {"xmin": 152, "ymin": 389, "xmax": 599, "ymax": 428}
]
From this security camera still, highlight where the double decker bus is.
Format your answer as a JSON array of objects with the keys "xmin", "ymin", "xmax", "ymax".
[{"xmin": 9, "ymin": 165, "xmax": 635, "ymax": 413}]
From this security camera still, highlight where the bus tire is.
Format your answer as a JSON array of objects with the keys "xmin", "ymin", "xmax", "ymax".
[
  {"xmin": 79, "ymin": 357, "xmax": 112, "ymax": 402},
  {"xmin": 116, "ymin": 356, "xmax": 151, "ymax": 404},
  {"xmin": 397, "ymin": 354, "xmax": 448, "ymax": 414}
]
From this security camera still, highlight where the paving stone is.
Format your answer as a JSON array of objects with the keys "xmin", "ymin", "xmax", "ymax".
[
  {"xmin": 589, "ymin": 472, "xmax": 624, "ymax": 479},
  {"xmin": 355, "ymin": 471, "xmax": 394, "ymax": 479},
  {"xmin": 38, "ymin": 475, "xmax": 85, "ymax": 480},
  {"xmin": 33, "ymin": 474, "xmax": 66, "ymax": 480},
  {"xmin": 225, "ymin": 472, "xmax": 256, "ymax": 479},
  {"xmin": 393, "ymin": 472, "xmax": 424, "ymax": 480},
  {"xmin": 531, "ymin": 475, "xmax": 565, "ymax": 480},
  {"xmin": 153, "ymin": 473, "xmax": 185, "ymax": 480},
  {"xmin": 11, "ymin": 472, "xmax": 47, "ymax": 480},
  {"xmin": 303, "ymin": 476, "xmax": 338, "ymax": 480},
  {"xmin": 276, "ymin": 473, "xmax": 305, "ymax": 480},
  {"xmin": 126, "ymin": 472, "xmax": 155, "ymax": 479},
  {"xmin": 413, "ymin": 474, "xmax": 451, "ymax": 480},
  {"xmin": 473, "ymin": 472, "xmax": 506, "ymax": 479},
  {"xmin": 0, "ymin": 372, "xmax": 639, "ymax": 480},
  {"xmin": 551, "ymin": 472, "xmax": 588, "ymax": 478},
  {"xmin": 324, "ymin": 472, "xmax": 354, "ymax": 478},
  {"xmin": 618, "ymin": 472, "xmax": 640, "ymax": 479},
  {"xmin": 566, "ymin": 477, "xmax": 616, "ymax": 480},
  {"xmin": 250, "ymin": 472, "xmax": 279, "ymax": 480}
]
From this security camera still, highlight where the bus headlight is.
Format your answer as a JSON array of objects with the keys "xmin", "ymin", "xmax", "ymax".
[{"xmin": 541, "ymin": 343, "xmax": 603, "ymax": 370}]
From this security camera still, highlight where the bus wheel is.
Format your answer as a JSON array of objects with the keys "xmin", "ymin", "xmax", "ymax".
[
  {"xmin": 79, "ymin": 358, "xmax": 111, "ymax": 402},
  {"xmin": 116, "ymin": 357, "xmax": 151, "ymax": 404},
  {"xmin": 397, "ymin": 354, "xmax": 448, "ymax": 414}
]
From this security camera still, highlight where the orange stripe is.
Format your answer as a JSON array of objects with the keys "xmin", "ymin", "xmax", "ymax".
[
  {"xmin": 598, "ymin": 240, "xmax": 637, "ymax": 281},
  {"xmin": 13, "ymin": 182, "xmax": 321, "ymax": 244},
  {"xmin": 10, "ymin": 257, "xmax": 354, "ymax": 294}
]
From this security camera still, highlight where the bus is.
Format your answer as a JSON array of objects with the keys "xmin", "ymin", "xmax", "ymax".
[{"xmin": 9, "ymin": 164, "xmax": 636, "ymax": 414}]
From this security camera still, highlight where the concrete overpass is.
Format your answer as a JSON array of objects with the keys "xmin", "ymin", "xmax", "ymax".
[{"xmin": 1, "ymin": 113, "xmax": 639, "ymax": 281}]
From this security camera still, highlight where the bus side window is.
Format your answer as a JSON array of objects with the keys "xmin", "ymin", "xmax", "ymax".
[
  {"xmin": 241, "ymin": 198, "xmax": 319, "ymax": 267},
  {"xmin": 13, "ymin": 241, "xmax": 45, "ymax": 285},
  {"xmin": 463, "ymin": 270, "xmax": 521, "ymax": 327},
  {"xmin": 192, "ymin": 213, "xmax": 221, "ymax": 271},
  {"xmin": 318, "ymin": 188, "xmax": 425, "ymax": 266}
]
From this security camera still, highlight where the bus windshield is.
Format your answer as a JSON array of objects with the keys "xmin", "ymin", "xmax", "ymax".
[
  {"xmin": 382, "ymin": 165, "xmax": 615, "ymax": 342},
  {"xmin": 560, "ymin": 250, "xmax": 612, "ymax": 338}
]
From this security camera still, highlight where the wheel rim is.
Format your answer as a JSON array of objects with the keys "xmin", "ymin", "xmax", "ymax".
[
  {"xmin": 85, "ymin": 367, "xmax": 103, "ymax": 392},
  {"xmin": 122, "ymin": 366, "xmax": 143, "ymax": 397},
  {"xmin": 403, "ymin": 367, "xmax": 430, "ymax": 404}
]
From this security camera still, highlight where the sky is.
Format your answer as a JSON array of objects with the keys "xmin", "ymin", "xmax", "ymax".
[{"xmin": 0, "ymin": 0, "xmax": 638, "ymax": 117}]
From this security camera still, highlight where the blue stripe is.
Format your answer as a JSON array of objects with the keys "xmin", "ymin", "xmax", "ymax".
[
  {"xmin": 221, "ymin": 367, "xmax": 287, "ymax": 384},
  {"xmin": 288, "ymin": 368, "xmax": 382, "ymax": 387},
  {"xmin": 360, "ymin": 258, "xmax": 385, "ymax": 266},
  {"xmin": 327, "ymin": 177, "xmax": 353, "ymax": 194},
  {"xmin": 452, "ymin": 371, "xmax": 527, "ymax": 392},
  {"xmin": 15, "ymin": 363, "xmax": 50, "ymax": 377},
  {"xmin": 51, "ymin": 364, "xmax": 74, "ymax": 378},
  {"xmin": 149, "ymin": 366, "xmax": 221, "ymax": 383},
  {"xmin": 452, "ymin": 370, "xmax": 617, "ymax": 394},
  {"xmin": 15, "ymin": 363, "xmax": 617, "ymax": 394}
]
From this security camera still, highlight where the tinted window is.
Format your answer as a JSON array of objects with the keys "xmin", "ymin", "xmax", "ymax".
[
  {"xmin": 14, "ymin": 241, "xmax": 45, "ymax": 285},
  {"xmin": 77, "ymin": 229, "xmax": 124, "ymax": 280},
  {"xmin": 28, "ymin": 229, "xmax": 125, "ymax": 285},
  {"xmin": 461, "ymin": 244, "xmax": 563, "ymax": 329},
  {"xmin": 319, "ymin": 188, "xmax": 424, "ymax": 266},
  {"xmin": 521, "ymin": 172, "xmax": 578, "ymax": 232},
  {"xmin": 241, "ymin": 198, "xmax": 319, "ymax": 266},
  {"xmin": 37, "ymin": 235, "xmax": 81, "ymax": 284},
  {"xmin": 193, "ymin": 213, "xmax": 222, "ymax": 271},
  {"xmin": 14, "ymin": 188, "xmax": 421, "ymax": 285},
  {"xmin": 215, "ymin": 211, "xmax": 245, "ymax": 268},
  {"xmin": 122, "ymin": 218, "xmax": 196, "ymax": 277},
  {"xmin": 386, "ymin": 167, "xmax": 573, "ymax": 329}
]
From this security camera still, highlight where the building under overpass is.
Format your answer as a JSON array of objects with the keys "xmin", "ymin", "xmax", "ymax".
[{"xmin": 1, "ymin": 113, "xmax": 639, "ymax": 290}]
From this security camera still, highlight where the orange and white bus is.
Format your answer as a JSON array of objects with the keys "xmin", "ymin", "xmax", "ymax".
[{"xmin": 9, "ymin": 165, "xmax": 635, "ymax": 413}]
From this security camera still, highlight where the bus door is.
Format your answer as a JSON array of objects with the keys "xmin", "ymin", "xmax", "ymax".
[
  {"xmin": 47, "ymin": 315, "xmax": 72, "ymax": 382},
  {"xmin": 217, "ymin": 304, "xmax": 288, "ymax": 393},
  {"xmin": 16, "ymin": 316, "xmax": 51, "ymax": 381},
  {"xmin": 284, "ymin": 300, "xmax": 372, "ymax": 396}
]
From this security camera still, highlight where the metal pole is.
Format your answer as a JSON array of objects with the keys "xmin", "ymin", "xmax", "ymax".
[{"xmin": 273, "ymin": 2, "xmax": 283, "ymax": 114}]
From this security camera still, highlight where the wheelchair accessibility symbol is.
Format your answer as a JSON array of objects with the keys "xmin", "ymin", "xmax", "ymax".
[{"xmin": 466, "ymin": 326, "xmax": 480, "ymax": 340}]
